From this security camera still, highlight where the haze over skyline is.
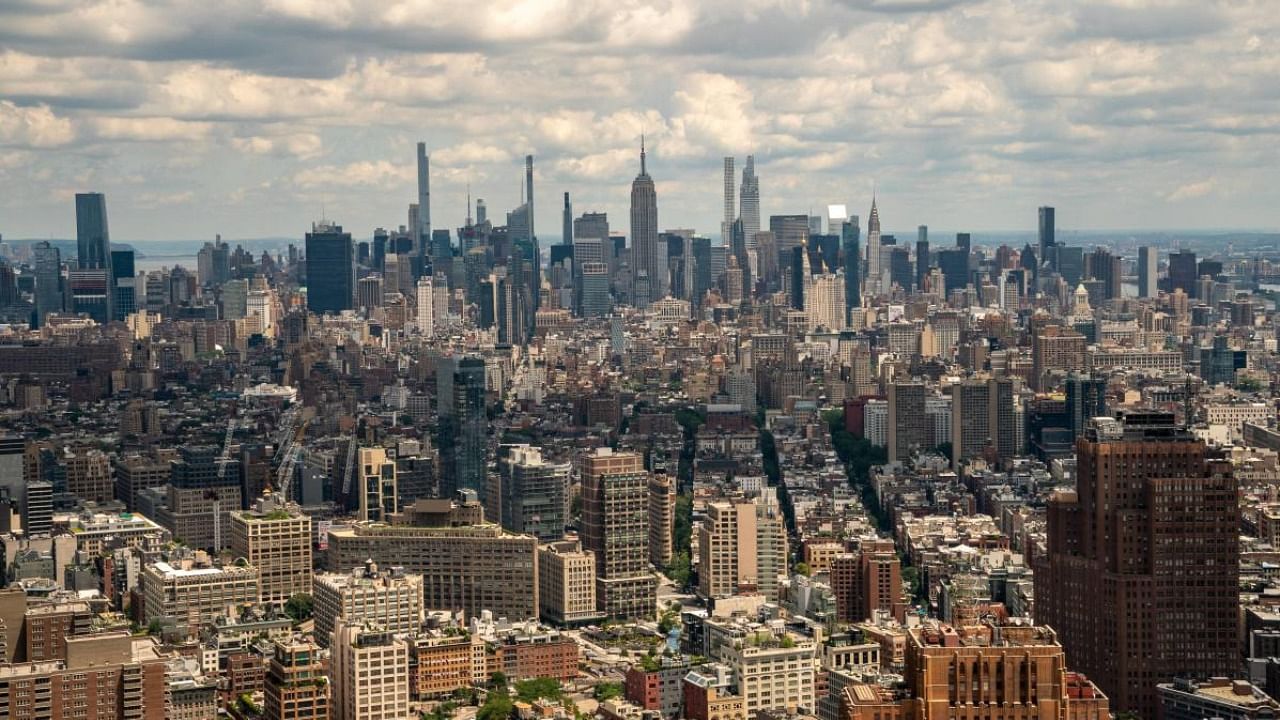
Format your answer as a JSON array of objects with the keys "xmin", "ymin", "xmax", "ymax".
[{"xmin": 2, "ymin": 0, "xmax": 1278, "ymax": 241}]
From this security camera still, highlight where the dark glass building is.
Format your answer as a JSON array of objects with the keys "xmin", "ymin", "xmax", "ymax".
[
  {"xmin": 75, "ymin": 192, "xmax": 111, "ymax": 271},
  {"xmin": 305, "ymin": 223, "xmax": 354, "ymax": 315}
]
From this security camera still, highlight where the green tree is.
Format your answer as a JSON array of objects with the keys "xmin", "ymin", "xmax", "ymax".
[
  {"xmin": 284, "ymin": 593, "xmax": 314, "ymax": 622},
  {"xmin": 594, "ymin": 682, "xmax": 623, "ymax": 702},
  {"xmin": 477, "ymin": 691, "xmax": 513, "ymax": 720},
  {"xmin": 794, "ymin": 562, "xmax": 811, "ymax": 577},
  {"xmin": 487, "ymin": 671, "xmax": 508, "ymax": 691},
  {"xmin": 666, "ymin": 551, "xmax": 692, "ymax": 588},
  {"xmin": 515, "ymin": 678, "xmax": 562, "ymax": 703}
]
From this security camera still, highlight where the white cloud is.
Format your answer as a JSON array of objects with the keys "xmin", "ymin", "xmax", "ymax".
[
  {"xmin": 1165, "ymin": 178, "xmax": 1214, "ymax": 202},
  {"xmin": 0, "ymin": 101, "xmax": 74, "ymax": 148},
  {"xmin": 292, "ymin": 160, "xmax": 413, "ymax": 189}
]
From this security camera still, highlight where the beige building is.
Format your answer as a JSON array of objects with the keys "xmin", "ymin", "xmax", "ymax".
[
  {"xmin": 140, "ymin": 553, "xmax": 259, "ymax": 637},
  {"xmin": 314, "ymin": 560, "xmax": 424, "ymax": 649},
  {"xmin": 648, "ymin": 472, "xmax": 676, "ymax": 567},
  {"xmin": 713, "ymin": 625, "xmax": 817, "ymax": 718},
  {"xmin": 538, "ymin": 538, "xmax": 601, "ymax": 626},
  {"xmin": 326, "ymin": 519, "xmax": 537, "ymax": 621},
  {"xmin": 358, "ymin": 447, "xmax": 398, "ymax": 522},
  {"xmin": 230, "ymin": 493, "xmax": 312, "ymax": 607},
  {"xmin": 697, "ymin": 490, "xmax": 788, "ymax": 602},
  {"xmin": 332, "ymin": 620, "xmax": 412, "ymax": 720}
]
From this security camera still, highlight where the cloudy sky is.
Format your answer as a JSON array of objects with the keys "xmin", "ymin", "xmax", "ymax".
[{"xmin": 1, "ymin": 0, "xmax": 1277, "ymax": 243}]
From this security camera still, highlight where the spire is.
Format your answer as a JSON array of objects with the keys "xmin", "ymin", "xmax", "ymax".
[
  {"xmin": 465, "ymin": 183, "xmax": 472, "ymax": 228},
  {"xmin": 640, "ymin": 134, "xmax": 647, "ymax": 176}
]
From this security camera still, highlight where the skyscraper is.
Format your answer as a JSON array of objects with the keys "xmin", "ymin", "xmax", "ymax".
[
  {"xmin": 562, "ymin": 191, "xmax": 572, "ymax": 245},
  {"xmin": 416, "ymin": 276, "xmax": 433, "ymax": 335},
  {"xmin": 1169, "ymin": 249, "xmax": 1197, "ymax": 297},
  {"xmin": 841, "ymin": 218, "xmax": 861, "ymax": 315},
  {"xmin": 1038, "ymin": 205, "xmax": 1055, "ymax": 267},
  {"xmin": 864, "ymin": 197, "xmax": 881, "ymax": 296},
  {"xmin": 32, "ymin": 241, "xmax": 61, "ymax": 327},
  {"xmin": 887, "ymin": 382, "xmax": 928, "ymax": 463},
  {"xmin": 630, "ymin": 138, "xmax": 660, "ymax": 304},
  {"xmin": 1136, "ymin": 246, "xmax": 1157, "ymax": 298},
  {"xmin": 416, "ymin": 142, "xmax": 431, "ymax": 252},
  {"xmin": 437, "ymin": 356, "xmax": 487, "ymax": 499},
  {"xmin": 1038, "ymin": 412, "xmax": 1239, "ymax": 717},
  {"xmin": 525, "ymin": 154, "xmax": 535, "ymax": 241},
  {"xmin": 739, "ymin": 155, "xmax": 760, "ymax": 246},
  {"xmin": 722, "ymin": 156, "xmax": 735, "ymax": 244},
  {"xmin": 497, "ymin": 445, "xmax": 569, "ymax": 542},
  {"xmin": 305, "ymin": 222, "xmax": 354, "ymax": 315},
  {"xmin": 75, "ymin": 192, "xmax": 111, "ymax": 271},
  {"xmin": 111, "ymin": 248, "xmax": 135, "ymax": 321}
]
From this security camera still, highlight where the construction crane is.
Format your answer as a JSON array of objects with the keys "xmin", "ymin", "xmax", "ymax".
[
  {"xmin": 340, "ymin": 433, "xmax": 358, "ymax": 500},
  {"xmin": 275, "ymin": 416, "xmax": 307, "ymax": 504},
  {"xmin": 211, "ymin": 411, "xmax": 239, "ymax": 552}
]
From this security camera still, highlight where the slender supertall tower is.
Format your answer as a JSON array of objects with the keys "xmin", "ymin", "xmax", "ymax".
[
  {"xmin": 416, "ymin": 142, "xmax": 431, "ymax": 253},
  {"xmin": 562, "ymin": 192, "xmax": 572, "ymax": 246},
  {"xmin": 630, "ymin": 137, "xmax": 660, "ymax": 304},
  {"xmin": 722, "ymin": 157, "xmax": 736, "ymax": 245},
  {"xmin": 739, "ymin": 155, "xmax": 760, "ymax": 247},
  {"xmin": 525, "ymin": 154, "xmax": 535, "ymax": 241}
]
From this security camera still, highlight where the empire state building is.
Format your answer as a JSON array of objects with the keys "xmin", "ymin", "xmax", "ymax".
[{"xmin": 630, "ymin": 138, "xmax": 660, "ymax": 305}]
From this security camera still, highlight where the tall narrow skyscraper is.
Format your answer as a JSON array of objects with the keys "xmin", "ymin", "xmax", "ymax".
[
  {"xmin": 739, "ymin": 155, "xmax": 760, "ymax": 253},
  {"xmin": 32, "ymin": 241, "xmax": 62, "ymax": 328},
  {"xmin": 525, "ymin": 154, "xmax": 535, "ymax": 241},
  {"xmin": 1038, "ymin": 206, "xmax": 1055, "ymax": 267},
  {"xmin": 722, "ymin": 156, "xmax": 735, "ymax": 244},
  {"xmin": 416, "ymin": 142, "xmax": 431, "ymax": 256},
  {"xmin": 562, "ymin": 192, "xmax": 572, "ymax": 246},
  {"xmin": 1137, "ymin": 245, "xmax": 1158, "ymax": 298},
  {"xmin": 842, "ymin": 219, "xmax": 860, "ymax": 315},
  {"xmin": 75, "ymin": 192, "xmax": 111, "ymax": 271},
  {"xmin": 630, "ymin": 138, "xmax": 660, "ymax": 304},
  {"xmin": 864, "ymin": 197, "xmax": 881, "ymax": 296}
]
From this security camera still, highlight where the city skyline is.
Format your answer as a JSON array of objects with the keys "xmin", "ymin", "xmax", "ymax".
[{"xmin": 2, "ymin": 1, "xmax": 1279, "ymax": 241}]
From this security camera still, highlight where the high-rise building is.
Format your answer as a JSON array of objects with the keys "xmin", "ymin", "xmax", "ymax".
[
  {"xmin": 739, "ymin": 156, "xmax": 760, "ymax": 254},
  {"xmin": 576, "ymin": 261, "xmax": 611, "ymax": 317},
  {"xmin": 864, "ymin": 197, "xmax": 881, "ymax": 296},
  {"xmin": 332, "ymin": 620, "xmax": 411, "ymax": 720},
  {"xmin": 581, "ymin": 448, "xmax": 656, "ymax": 621},
  {"xmin": 111, "ymin": 248, "xmax": 136, "ymax": 321},
  {"xmin": 696, "ymin": 492, "xmax": 789, "ymax": 602},
  {"xmin": 1037, "ymin": 205, "xmax": 1055, "ymax": 266},
  {"xmin": 1038, "ymin": 412, "xmax": 1239, "ymax": 717},
  {"xmin": 830, "ymin": 539, "xmax": 904, "ymax": 623},
  {"xmin": 325, "ymin": 509, "xmax": 538, "ymax": 621},
  {"xmin": 722, "ymin": 156, "xmax": 736, "ymax": 244},
  {"xmin": 562, "ymin": 192, "xmax": 572, "ymax": 245},
  {"xmin": 1137, "ymin": 245, "xmax": 1158, "ymax": 298},
  {"xmin": 842, "ymin": 220, "xmax": 860, "ymax": 314},
  {"xmin": 437, "ymin": 356, "xmax": 487, "ymax": 498},
  {"xmin": 0, "ymin": 633, "xmax": 170, "ymax": 720},
  {"xmin": 230, "ymin": 493, "xmax": 313, "ymax": 607},
  {"xmin": 808, "ymin": 272, "xmax": 846, "ymax": 331},
  {"xmin": 141, "ymin": 554, "xmax": 260, "ymax": 636},
  {"xmin": 915, "ymin": 233, "xmax": 930, "ymax": 291},
  {"xmin": 417, "ymin": 142, "xmax": 431, "ymax": 252},
  {"xmin": 1169, "ymin": 249, "xmax": 1198, "ymax": 297},
  {"xmin": 1031, "ymin": 325, "xmax": 1087, "ymax": 391},
  {"xmin": 496, "ymin": 445, "xmax": 569, "ymax": 542},
  {"xmin": 75, "ymin": 192, "xmax": 111, "ymax": 272},
  {"xmin": 415, "ymin": 276, "xmax": 433, "ymax": 335},
  {"xmin": 305, "ymin": 222, "xmax": 354, "ymax": 315},
  {"xmin": 648, "ymin": 472, "xmax": 675, "ymax": 567},
  {"xmin": 265, "ymin": 639, "xmax": 330, "ymax": 720},
  {"xmin": 887, "ymin": 382, "xmax": 928, "ymax": 463},
  {"xmin": 630, "ymin": 139, "xmax": 660, "ymax": 305},
  {"xmin": 1064, "ymin": 373, "xmax": 1106, "ymax": 441},
  {"xmin": 538, "ymin": 539, "xmax": 600, "ymax": 627},
  {"xmin": 314, "ymin": 561, "xmax": 424, "ymax": 649},
  {"xmin": 32, "ymin": 241, "xmax": 62, "ymax": 327},
  {"xmin": 357, "ymin": 275, "xmax": 383, "ymax": 313},
  {"xmin": 358, "ymin": 447, "xmax": 398, "ymax": 523},
  {"xmin": 525, "ymin": 154, "xmax": 535, "ymax": 240}
]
